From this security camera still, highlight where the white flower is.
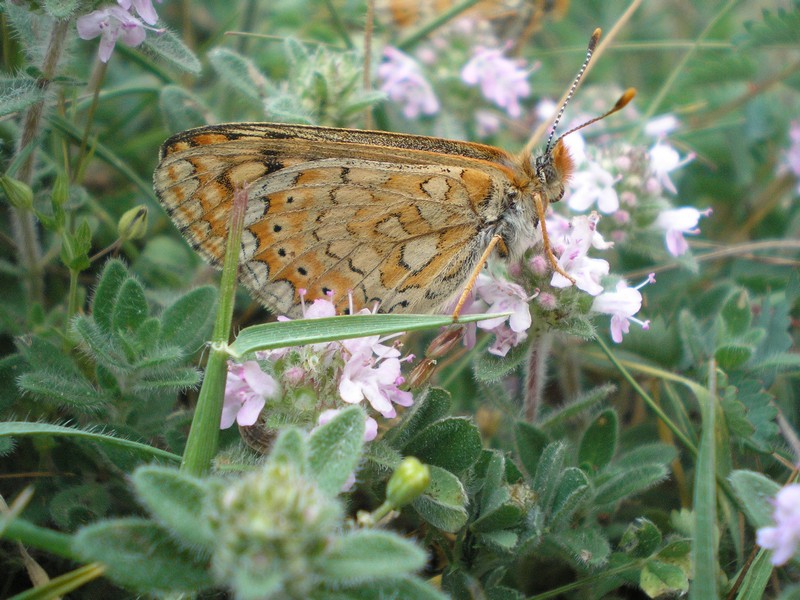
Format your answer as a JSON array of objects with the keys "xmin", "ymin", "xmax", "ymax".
[
  {"xmin": 644, "ymin": 114, "xmax": 679, "ymax": 138},
  {"xmin": 550, "ymin": 213, "xmax": 613, "ymax": 296},
  {"xmin": 474, "ymin": 273, "xmax": 532, "ymax": 333},
  {"xmin": 648, "ymin": 141, "xmax": 694, "ymax": 195},
  {"xmin": 757, "ymin": 484, "xmax": 800, "ymax": 566},
  {"xmin": 591, "ymin": 275, "xmax": 654, "ymax": 343},
  {"xmin": 77, "ymin": 5, "xmax": 147, "ymax": 63},
  {"xmin": 654, "ymin": 206, "xmax": 712, "ymax": 257},
  {"xmin": 567, "ymin": 161, "xmax": 620, "ymax": 214}
]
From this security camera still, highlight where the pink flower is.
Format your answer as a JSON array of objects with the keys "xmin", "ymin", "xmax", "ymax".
[
  {"xmin": 567, "ymin": 161, "xmax": 620, "ymax": 214},
  {"xmin": 461, "ymin": 47, "xmax": 532, "ymax": 118},
  {"xmin": 757, "ymin": 484, "xmax": 800, "ymax": 566},
  {"xmin": 591, "ymin": 275, "xmax": 654, "ymax": 343},
  {"xmin": 475, "ymin": 110, "xmax": 501, "ymax": 137},
  {"xmin": 76, "ymin": 5, "xmax": 148, "ymax": 63},
  {"xmin": 475, "ymin": 273, "xmax": 532, "ymax": 333},
  {"xmin": 550, "ymin": 213, "xmax": 613, "ymax": 296},
  {"xmin": 654, "ymin": 207, "xmax": 712, "ymax": 257},
  {"xmin": 378, "ymin": 47, "xmax": 439, "ymax": 119},
  {"xmin": 648, "ymin": 141, "xmax": 694, "ymax": 195},
  {"xmin": 339, "ymin": 347, "xmax": 412, "ymax": 419},
  {"xmin": 117, "ymin": 0, "xmax": 160, "ymax": 25},
  {"xmin": 221, "ymin": 361, "xmax": 279, "ymax": 429},
  {"xmin": 783, "ymin": 121, "xmax": 800, "ymax": 193}
]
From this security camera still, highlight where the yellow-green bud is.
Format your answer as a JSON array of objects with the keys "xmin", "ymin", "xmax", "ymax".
[
  {"xmin": 51, "ymin": 172, "xmax": 69, "ymax": 208},
  {"xmin": 0, "ymin": 175, "xmax": 33, "ymax": 211},
  {"xmin": 386, "ymin": 457, "xmax": 430, "ymax": 508},
  {"xmin": 117, "ymin": 206, "xmax": 148, "ymax": 241}
]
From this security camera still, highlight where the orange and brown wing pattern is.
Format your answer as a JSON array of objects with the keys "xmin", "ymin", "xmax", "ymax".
[{"xmin": 153, "ymin": 124, "xmax": 518, "ymax": 316}]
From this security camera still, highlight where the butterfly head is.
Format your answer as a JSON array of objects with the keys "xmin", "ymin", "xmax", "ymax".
[{"xmin": 533, "ymin": 137, "xmax": 574, "ymax": 205}]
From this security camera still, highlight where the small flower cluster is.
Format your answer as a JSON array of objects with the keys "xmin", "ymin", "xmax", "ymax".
[
  {"xmin": 77, "ymin": 0, "xmax": 163, "ymax": 63},
  {"xmin": 221, "ymin": 292, "xmax": 413, "ymax": 441},
  {"xmin": 378, "ymin": 48, "xmax": 440, "ymax": 119},
  {"xmin": 757, "ymin": 484, "xmax": 800, "ymax": 566},
  {"xmin": 557, "ymin": 107, "xmax": 709, "ymax": 259}
]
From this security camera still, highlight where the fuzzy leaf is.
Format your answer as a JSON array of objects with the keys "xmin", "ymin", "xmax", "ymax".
[
  {"xmin": 320, "ymin": 576, "xmax": 449, "ymax": 600},
  {"xmin": 473, "ymin": 339, "xmax": 530, "ymax": 382},
  {"xmin": 578, "ymin": 409, "xmax": 618, "ymax": 472},
  {"xmin": 532, "ymin": 442, "xmax": 566, "ymax": 515},
  {"xmin": 308, "ymin": 406, "xmax": 365, "ymax": 495},
  {"xmin": 388, "ymin": 387, "xmax": 451, "ymax": 450},
  {"xmin": 594, "ymin": 464, "xmax": 669, "ymax": 506},
  {"xmin": 92, "ymin": 259, "xmax": 128, "ymax": 332},
  {"xmin": 132, "ymin": 466, "xmax": 213, "ymax": 549},
  {"xmin": 160, "ymin": 285, "xmax": 217, "ymax": 352},
  {"xmin": 73, "ymin": 518, "xmax": 213, "ymax": 593},
  {"xmin": 538, "ymin": 384, "xmax": 615, "ymax": 430},
  {"xmin": 142, "ymin": 28, "xmax": 201, "ymax": 73},
  {"xmin": 613, "ymin": 443, "xmax": 679, "ymax": 470},
  {"xmin": 412, "ymin": 465, "xmax": 468, "ymax": 532},
  {"xmin": 208, "ymin": 47, "xmax": 266, "ymax": 102},
  {"xmin": 619, "ymin": 518, "xmax": 663, "ymax": 558},
  {"xmin": 549, "ymin": 468, "xmax": 591, "ymax": 529},
  {"xmin": 402, "ymin": 417, "xmax": 481, "ymax": 474},
  {"xmin": 640, "ymin": 560, "xmax": 689, "ymax": 598},
  {"xmin": 269, "ymin": 427, "xmax": 308, "ymax": 470},
  {"xmin": 729, "ymin": 469, "xmax": 781, "ymax": 529},
  {"xmin": 0, "ymin": 75, "xmax": 46, "ymax": 117},
  {"xmin": 547, "ymin": 526, "xmax": 610, "ymax": 568},
  {"xmin": 159, "ymin": 85, "xmax": 211, "ymax": 132},
  {"xmin": 111, "ymin": 278, "xmax": 149, "ymax": 337},
  {"xmin": 321, "ymin": 530, "xmax": 427, "ymax": 582},
  {"xmin": 18, "ymin": 370, "xmax": 110, "ymax": 409}
]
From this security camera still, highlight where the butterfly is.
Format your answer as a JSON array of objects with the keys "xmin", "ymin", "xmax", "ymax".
[{"xmin": 153, "ymin": 29, "xmax": 633, "ymax": 319}]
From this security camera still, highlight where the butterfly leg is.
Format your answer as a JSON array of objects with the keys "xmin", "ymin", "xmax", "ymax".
[
  {"xmin": 533, "ymin": 192, "xmax": 576, "ymax": 285},
  {"xmin": 451, "ymin": 234, "xmax": 505, "ymax": 321}
]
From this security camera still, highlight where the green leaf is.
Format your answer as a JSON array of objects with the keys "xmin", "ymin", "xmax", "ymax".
[
  {"xmin": 720, "ymin": 289, "xmax": 752, "ymax": 337},
  {"xmin": 387, "ymin": 387, "xmax": 451, "ymax": 450},
  {"xmin": 0, "ymin": 422, "xmax": 181, "ymax": 463},
  {"xmin": 402, "ymin": 417, "xmax": 481, "ymax": 474},
  {"xmin": 549, "ymin": 468, "xmax": 591, "ymax": 529},
  {"xmin": 532, "ymin": 441, "xmax": 566, "ymax": 515},
  {"xmin": 412, "ymin": 465, "xmax": 468, "ymax": 532},
  {"xmin": 131, "ymin": 466, "xmax": 213, "ymax": 549},
  {"xmin": 715, "ymin": 343, "xmax": 754, "ymax": 370},
  {"xmin": 547, "ymin": 526, "xmax": 610, "ymax": 568},
  {"xmin": 641, "ymin": 559, "xmax": 689, "ymax": 598},
  {"xmin": 159, "ymin": 85, "xmax": 211, "ymax": 132},
  {"xmin": 208, "ymin": 48, "xmax": 267, "ymax": 103},
  {"xmin": 514, "ymin": 421, "xmax": 547, "ymax": 479},
  {"xmin": 142, "ymin": 28, "xmax": 201, "ymax": 73},
  {"xmin": 17, "ymin": 370, "xmax": 110, "ymax": 410},
  {"xmin": 578, "ymin": 408, "xmax": 618, "ymax": 472},
  {"xmin": 321, "ymin": 530, "xmax": 426, "ymax": 582},
  {"xmin": 72, "ymin": 317, "xmax": 130, "ymax": 370},
  {"xmin": 0, "ymin": 75, "xmax": 46, "ymax": 117},
  {"xmin": 538, "ymin": 384, "xmax": 615, "ymax": 430},
  {"xmin": 729, "ymin": 470, "xmax": 781, "ymax": 529},
  {"xmin": 42, "ymin": 0, "xmax": 81, "ymax": 18},
  {"xmin": 618, "ymin": 518, "xmax": 663, "ymax": 558},
  {"xmin": 678, "ymin": 309, "xmax": 710, "ymax": 366},
  {"xmin": 472, "ymin": 339, "xmax": 530, "ymax": 382},
  {"xmin": 269, "ymin": 427, "xmax": 308, "ymax": 469},
  {"xmin": 308, "ymin": 406, "xmax": 365, "ymax": 496},
  {"xmin": 73, "ymin": 518, "xmax": 213, "ymax": 593},
  {"xmin": 160, "ymin": 285, "xmax": 217, "ymax": 352},
  {"xmin": 594, "ymin": 464, "xmax": 669, "ymax": 505},
  {"xmin": 111, "ymin": 278, "xmax": 149, "ymax": 337},
  {"xmin": 229, "ymin": 312, "xmax": 507, "ymax": 357},
  {"xmin": 613, "ymin": 443, "xmax": 679, "ymax": 470},
  {"xmin": 50, "ymin": 483, "xmax": 110, "ymax": 529},
  {"xmin": 92, "ymin": 259, "xmax": 128, "ymax": 332},
  {"xmin": 324, "ymin": 576, "xmax": 449, "ymax": 600},
  {"xmin": 741, "ymin": 4, "xmax": 800, "ymax": 47},
  {"xmin": 476, "ymin": 530, "xmax": 519, "ymax": 553}
]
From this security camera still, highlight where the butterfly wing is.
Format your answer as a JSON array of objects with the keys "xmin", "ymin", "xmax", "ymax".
[{"xmin": 154, "ymin": 124, "xmax": 528, "ymax": 316}]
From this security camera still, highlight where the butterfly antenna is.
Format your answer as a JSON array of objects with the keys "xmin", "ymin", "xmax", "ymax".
[
  {"xmin": 544, "ymin": 28, "xmax": 602, "ymax": 154},
  {"xmin": 554, "ymin": 87, "xmax": 636, "ymax": 145}
]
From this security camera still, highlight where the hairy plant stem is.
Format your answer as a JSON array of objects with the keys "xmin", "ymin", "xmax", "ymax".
[
  {"xmin": 524, "ymin": 333, "xmax": 552, "ymax": 422},
  {"xmin": 13, "ymin": 18, "xmax": 70, "ymax": 305}
]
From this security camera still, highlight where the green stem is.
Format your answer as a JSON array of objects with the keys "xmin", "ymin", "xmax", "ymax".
[
  {"xmin": 12, "ymin": 18, "xmax": 71, "ymax": 305},
  {"xmin": 75, "ymin": 59, "xmax": 109, "ymax": 182},
  {"xmin": 2, "ymin": 518, "xmax": 75, "ymax": 560},
  {"xmin": 181, "ymin": 187, "xmax": 248, "ymax": 476}
]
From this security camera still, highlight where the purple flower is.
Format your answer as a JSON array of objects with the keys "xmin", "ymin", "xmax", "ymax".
[
  {"xmin": 783, "ymin": 120, "xmax": 800, "ymax": 193},
  {"xmin": 221, "ymin": 361, "xmax": 279, "ymax": 429},
  {"xmin": 757, "ymin": 484, "xmax": 800, "ymax": 565},
  {"xmin": 117, "ymin": 0, "xmax": 160, "ymax": 25},
  {"xmin": 654, "ymin": 206, "xmax": 712, "ymax": 257},
  {"xmin": 378, "ymin": 47, "xmax": 439, "ymax": 119},
  {"xmin": 648, "ymin": 141, "xmax": 694, "ymax": 195},
  {"xmin": 591, "ymin": 275, "xmax": 654, "ymax": 343},
  {"xmin": 475, "ymin": 273, "xmax": 532, "ymax": 333},
  {"xmin": 461, "ymin": 47, "xmax": 532, "ymax": 118},
  {"xmin": 550, "ymin": 213, "xmax": 613, "ymax": 296},
  {"xmin": 77, "ymin": 5, "xmax": 148, "ymax": 63}
]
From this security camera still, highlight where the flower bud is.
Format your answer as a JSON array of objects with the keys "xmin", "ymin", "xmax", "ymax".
[
  {"xmin": 0, "ymin": 175, "xmax": 33, "ymax": 210},
  {"xmin": 386, "ymin": 457, "xmax": 430, "ymax": 508},
  {"xmin": 426, "ymin": 326, "xmax": 465, "ymax": 359},
  {"xmin": 117, "ymin": 206, "xmax": 148, "ymax": 241},
  {"xmin": 406, "ymin": 358, "xmax": 437, "ymax": 389},
  {"xmin": 51, "ymin": 171, "xmax": 69, "ymax": 208}
]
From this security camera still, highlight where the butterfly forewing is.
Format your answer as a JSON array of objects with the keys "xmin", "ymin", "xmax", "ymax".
[{"xmin": 154, "ymin": 123, "xmax": 533, "ymax": 316}]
